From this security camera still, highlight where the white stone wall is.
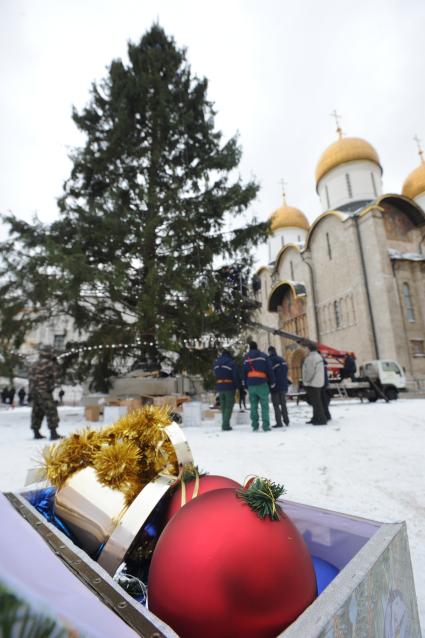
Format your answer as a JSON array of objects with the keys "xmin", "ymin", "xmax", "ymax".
[
  {"xmin": 355, "ymin": 211, "xmax": 401, "ymax": 362},
  {"xmin": 268, "ymin": 227, "xmax": 307, "ymax": 264},
  {"xmin": 305, "ymin": 214, "xmax": 377, "ymax": 365},
  {"xmin": 392, "ymin": 259, "xmax": 425, "ymax": 382},
  {"xmin": 370, "ymin": 207, "xmax": 425, "ymax": 381},
  {"xmin": 317, "ymin": 160, "xmax": 382, "ymax": 211},
  {"xmin": 274, "ymin": 245, "xmax": 306, "ymax": 284}
]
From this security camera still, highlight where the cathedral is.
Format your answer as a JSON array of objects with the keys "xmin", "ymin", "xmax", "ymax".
[{"xmin": 253, "ymin": 125, "xmax": 425, "ymax": 390}]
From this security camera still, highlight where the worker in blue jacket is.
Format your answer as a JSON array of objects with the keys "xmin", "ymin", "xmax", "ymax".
[
  {"xmin": 268, "ymin": 346, "xmax": 290, "ymax": 427},
  {"xmin": 213, "ymin": 349, "xmax": 240, "ymax": 431},
  {"xmin": 243, "ymin": 341, "xmax": 276, "ymax": 431}
]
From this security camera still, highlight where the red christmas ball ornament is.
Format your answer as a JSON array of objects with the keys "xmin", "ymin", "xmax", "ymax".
[
  {"xmin": 148, "ymin": 479, "xmax": 317, "ymax": 638},
  {"xmin": 166, "ymin": 474, "xmax": 241, "ymax": 522}
]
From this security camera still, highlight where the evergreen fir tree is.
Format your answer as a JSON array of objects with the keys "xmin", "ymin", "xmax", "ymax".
[
  {"xmin": 0, "ymin": 245, "xmax": 36, "ymax": 384},
  {"xmin": 2, "ymin": 25, "xmax": 267, "ymax": 387}
]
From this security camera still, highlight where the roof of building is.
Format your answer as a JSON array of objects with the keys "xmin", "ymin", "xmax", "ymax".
[
  {"xmin": 315, "ymin": 136, "xmax": 382, "ymax": 184},
  {"xmin": 270, "ymin": 204, "xmax": 310, "ymax": 232}
]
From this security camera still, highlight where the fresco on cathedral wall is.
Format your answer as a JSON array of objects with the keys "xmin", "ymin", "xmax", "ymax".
[
  {"xmin": 382, "ymin": 205, "xmax": 415, "ymax": 241},
  {"xmin": 279, "ymin": 291, "xmax": 306, "ymax": 321}
]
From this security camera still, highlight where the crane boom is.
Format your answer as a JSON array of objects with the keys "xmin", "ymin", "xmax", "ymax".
[{"xmin": 247, "ymin": 321, "xmax": 354, "ymax": 360}]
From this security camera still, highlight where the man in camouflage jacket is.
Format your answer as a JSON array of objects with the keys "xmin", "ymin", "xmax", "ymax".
[{"xmin": 28, "ymin": 346, "xmax": 62, "ymax": 440}]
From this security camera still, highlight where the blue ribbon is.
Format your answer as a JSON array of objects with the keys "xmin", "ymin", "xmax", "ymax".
[{"xmin": 23, "ymin": 487, "xmax": 76, "ymax": 542}]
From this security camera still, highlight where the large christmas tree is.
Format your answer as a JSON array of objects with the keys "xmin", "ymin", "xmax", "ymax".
[{"xmin": 2, "ymin": 25, "xmax": 267, "ymax": 389}]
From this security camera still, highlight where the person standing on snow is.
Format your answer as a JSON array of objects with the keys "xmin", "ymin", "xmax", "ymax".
[
  {"xmin": 18, "ymin": 387, "xmax": 26, "ymax": 406},
  {"xmin": 28, "ymin": 346, "xmax": 63, "ymax": 440},
  {"xmin": 243, "ymin": 341, "xmax": 276, "ymax": 432},
  {"xmin": 267, "ymin": 346, "xmax": 290, "ymax": 427},
  {"xmin": 213, "ymin": 349, "xmax": 240, "ymax": 431},
  {"xmin": 302, "ymin": 342, "xmax": 327, "ymax": 426}
]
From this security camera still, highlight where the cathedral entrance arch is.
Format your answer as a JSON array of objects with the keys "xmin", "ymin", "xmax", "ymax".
[{"xmin": 267, "ymin": 280, "xmax": 309, "ymax": 385}]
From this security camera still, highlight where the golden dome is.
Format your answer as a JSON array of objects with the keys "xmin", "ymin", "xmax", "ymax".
[
  {"xmin": 402, "ymin": 161, "xmax": 425, "ymax": 200},
  {"xmin": 315, "ymin": 137, "xmax": 381, "ymax": 184},
  {"xmin": 270, "ymin": 204, "xmax": 310, "ymax": 232}
]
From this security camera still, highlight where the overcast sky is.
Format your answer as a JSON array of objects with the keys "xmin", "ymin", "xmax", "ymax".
[{"xmin": 1, "ymin": 0, "xmax": 425, "ymax": 265}]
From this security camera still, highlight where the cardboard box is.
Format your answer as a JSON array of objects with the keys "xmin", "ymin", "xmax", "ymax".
[
  {"xmin": 84, "ymin": 405, "xmax": 100, "ymax": 422},
  {"xmin": 3, "ymin": 490, "xmax": 422, "ymax": 638},
  {"xmin": 202, "ymin": 410, "xmax": 216, "ymax": 420},
  {"xmin": 105, "ymin": 396, "xmax": 120, "ymax": 406},
  {"xmin": 152, "ymin": 395, "xmax": 178, "ymax": 410},
  {"xmin": 139, "ymin": 395, "xmax": 179, "ymax": 410},
  {"xmin": 176, "ymin": 396, "xmax": 191, "ymax": 408},
  {"xmin": 119, "ymin": 398, "xmax": 142, "ymax": 413},
  {"xmin": 4, "ymin": 493, "xmax": 421, "ymax": 637}
]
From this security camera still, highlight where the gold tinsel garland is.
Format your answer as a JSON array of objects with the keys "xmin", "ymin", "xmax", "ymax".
[{"xmin": 42, "ymin": 405, "xmax": 179, "ymax": 505}]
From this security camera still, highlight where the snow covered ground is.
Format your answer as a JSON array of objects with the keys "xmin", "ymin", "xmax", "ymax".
[{"xmin": 0, "ymin": 397, "xmax": 424, "ymax": 632}]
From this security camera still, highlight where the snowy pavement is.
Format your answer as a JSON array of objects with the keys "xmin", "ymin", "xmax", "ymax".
[{"xmin": 0, "ymin": 398, "xmax": 424, "ymax": 632}]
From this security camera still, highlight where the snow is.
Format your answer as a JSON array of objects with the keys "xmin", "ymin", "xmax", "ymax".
[{"xmin": 0, "ymin": 398, "xmax": 424, "ymax": 631}]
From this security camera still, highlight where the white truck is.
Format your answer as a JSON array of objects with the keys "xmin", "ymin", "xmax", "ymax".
[{"xmin": 358, "ymin": 359, "xmax": 406, "ymax": 402}]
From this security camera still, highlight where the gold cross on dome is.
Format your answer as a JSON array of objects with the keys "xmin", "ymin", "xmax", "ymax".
[
  {"xmin": 279, "ymin": 178, "xmax": 287, "ymax": 204},
  {"xmin": 414, "ymin": 134, "xmax": 424, "ymax": 163},
  {"xmin": 330, "ymin": 109, "xmax": 343, "ymax": 139}
]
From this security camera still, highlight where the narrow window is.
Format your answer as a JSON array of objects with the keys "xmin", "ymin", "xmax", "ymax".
[
  {"xmin": 281, "ymin": 235, "xmax": 285, "ymax": 246},
  {"xmin": 326, "ymin": 232, "xmax": 332, "ymax": 260},
  {"xmin": 345, "ymin": 173, "xmax": 353, "ymax": 198},
  {"xmin": 325, "ymin": 185, "xmax": 330, "ymax": 209},
  {"xmin": 53, "ymin": 334, "xmax": 65, "ymax": 351},
  {"xmin": 402, "ymin": 282, "xmax": 415, "ymax": 322},
  {"xmin": 370, "ymin": 172, "xmax": 377, "ymax": 197},
  {"xmin": 290, "ymin": 260, "xmax": 294, "ymax": 280},
  {"xmin": 334, "ymin": 300, "xmax": 341, "ymax": 329},
  {"xmin": 297, "ymin": 235, "xmax": 301, "ymax": 243}
]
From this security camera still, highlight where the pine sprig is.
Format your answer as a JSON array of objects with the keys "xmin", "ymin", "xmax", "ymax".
[
  {"xmin": 181, "ymin": 464, "xmax": 207, "ymax": 483},
  {"xmin": 237, "ymin": 477, "xmax": 286, "ymax": 520}
]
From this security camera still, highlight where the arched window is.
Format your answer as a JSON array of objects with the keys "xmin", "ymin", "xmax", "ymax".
[{"xmin": 402, "ymin": 282, "xmax": 415, "ymax": 322}]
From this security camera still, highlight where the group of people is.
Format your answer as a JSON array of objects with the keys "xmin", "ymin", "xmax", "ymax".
[
  {"xmin": 1, "ymin": 386, "xmax": 28, "ymax": 406},
  {"xmin": 213, "ymin": 341, "xmax": 290, "ymax": 432},
  {"xmin": 213, "ymin": 340, "xmax": 335, "ymax": 432}
]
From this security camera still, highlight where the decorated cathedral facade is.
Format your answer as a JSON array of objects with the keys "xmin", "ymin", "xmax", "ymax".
[{"xmin": 253, "ymin": 130, "xmax": 425, "ymax": 389}]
